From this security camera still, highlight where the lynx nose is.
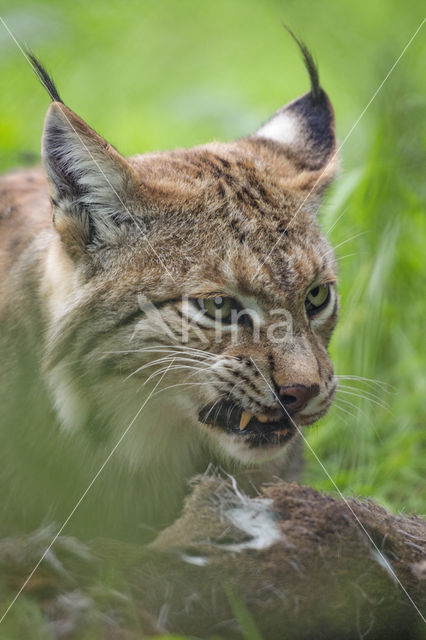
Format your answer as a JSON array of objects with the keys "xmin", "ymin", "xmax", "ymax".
[{"xmin": 277, "ymin": 384, "xmax": 320, "ymax": 415}]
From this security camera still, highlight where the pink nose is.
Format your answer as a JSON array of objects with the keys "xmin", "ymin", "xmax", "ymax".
[{"xmin": 278, "ymin": 384, "xmax": 320, "ymax": 414}]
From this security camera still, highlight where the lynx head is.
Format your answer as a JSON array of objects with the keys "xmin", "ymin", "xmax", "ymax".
[{"xmin": 33, "ymin": 36, "xmax": 339, "ymax": 467}]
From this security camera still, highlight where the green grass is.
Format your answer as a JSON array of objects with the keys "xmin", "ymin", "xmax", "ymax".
[
  {"xmin": 307, "ymin": 94, "xmax": 426, "ymax": 513},
  {"xmin": 0, "ymin": 0, "xmax": 424, "ymax": 519}
]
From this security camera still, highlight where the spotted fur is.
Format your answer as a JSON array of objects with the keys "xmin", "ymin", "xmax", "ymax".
[{"xmin": 0, "ymin": 40, "xmax": 339, "ymax": 537}]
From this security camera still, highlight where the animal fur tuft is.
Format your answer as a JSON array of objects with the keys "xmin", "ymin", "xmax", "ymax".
[
  {"xmin": 283, "ymin": 25, "xmax": 321, "ymax": 102},
  {"xmin": 27, "ymin": 52, "xmax": 63, "ymax": 103}
]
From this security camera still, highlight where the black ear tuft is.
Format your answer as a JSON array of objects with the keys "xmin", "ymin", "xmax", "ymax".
[
  {"xmin": 282, "ymin": 25, "xmax": 321, "ymax": 103},
  {"xmin": 27, "ymin": 52, "xmax": 63, "ymax": 103},
  {"xmin": 253, "ymin": 28, "xmax": 337, "ymax": 183}
]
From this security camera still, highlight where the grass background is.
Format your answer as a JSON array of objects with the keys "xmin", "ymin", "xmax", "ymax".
[{"xmin": 0, "ymin": 0, "xmax": 424, "ymax": 526}]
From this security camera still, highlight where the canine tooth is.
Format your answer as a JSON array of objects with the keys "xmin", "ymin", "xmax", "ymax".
[
  {"xmin": 239, "ymin": 411, "xmax": 253, "ymax": 431},
  {"xmin": 256, "ymin": 414, "xmax": 269, "ymax": 423}
]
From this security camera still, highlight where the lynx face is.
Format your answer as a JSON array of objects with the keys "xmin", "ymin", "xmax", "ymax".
[{"xmin": 29, "ymin": 45, "xmax": 339, "ymax": 468}]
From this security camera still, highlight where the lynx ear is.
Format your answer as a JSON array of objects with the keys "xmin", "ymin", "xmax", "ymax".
[
  {"xmin": 42, "ymin": 102, "xmax": 141, "ymax": 254},
  {"xmin": 253, "ymin": 33, "xmax": 337, "ymax": 189}
]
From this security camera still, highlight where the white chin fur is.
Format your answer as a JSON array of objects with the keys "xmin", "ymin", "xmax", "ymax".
[
  {"xmin": 46, "ymin": 367, "xmax": 90, "ymax": 432},
  {"xmin": 201, "ymin": 424, "xmax": 290, "ymax": 465}
]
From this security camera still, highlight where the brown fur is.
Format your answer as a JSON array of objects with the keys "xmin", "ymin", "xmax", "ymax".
[
  {"xmin": 1, "ymin": 476, "xmax": 424, "ymax": 638},
  {"xmin": 0, "ymin": 47, "xmax": 340, "ymax": 541}
]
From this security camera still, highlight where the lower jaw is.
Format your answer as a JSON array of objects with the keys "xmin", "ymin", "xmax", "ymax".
[
  {"xmin": 198, "ymin": 403, "xmax": 298, "ymax": 448},
  {"xmin": 242, "ymin": 409, "xmax": 331, "ymax": 448},
  {"xmin": 204, "ymin": 420, "xmax": 297, "ymax": 449},
  {"xmin": 244, "ymin": 428, "xmax": 296, "ymax": 448},
  {"xmin": 198, "ymin": 400, "xmax": 332, "ymax": 451}
]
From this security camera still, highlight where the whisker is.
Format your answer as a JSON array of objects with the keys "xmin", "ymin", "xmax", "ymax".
[
  {"xmin": 124, "ymin": 357, "xmax": 184, "ymax": 381},
  {"xmin": 337, "ymin": 383, "xmax": 392, "ymax": 407},
  {"xmin": 334, "ymin": 252, "xmax": 358, "ymax": 263},
  {"xmin": 336, "ymin": 388, "xmax": 391, "ymax": 413},
  {"xmin": 152, "ymin": 381, "xmax": 212, "ymax": 397},
  {"xmin": 125, "ymin": 355, "xmax": 211, "ymax": 381},
  {"xmin": 102, "ymin": 344, "xmax": 231, "ymax": 361},
  {"xmin": 202, "ymin": 395, "xmax": 226, "ymax": 424},
  {"xmin": 331, "ymin": 402, "xmax": 358, "ymax": 421},
  {"xmin": 322, "ymin": 231, "xmax": 368, "ymax": 257},
  {"xmin": 326, "ymin": 208, "xmax": 348, "ymax": 235},
  {"xmin": 211, "ymin": 399, "xmax": 224, "ymax": 428},
  {"xmin": 334, "ymin": 399, "xmax": 363, "ymax": 421},
  {"xmin": 336, "ymin": 375, "xmax": 394, "ymax": 392},
  {"xmin": 333, "ymin": 398, "xmax": 381, "ymax": 437},
  {"xmin": 144, "ymin": 364, "xmax": 210, "ymax": 385},
  {"xmin": 132, "ymin": 345, "xmax": 220, "ymax": 359}
]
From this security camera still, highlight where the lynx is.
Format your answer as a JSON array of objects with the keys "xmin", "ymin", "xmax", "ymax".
[{"xmin": 0, "ymin": 36, "xmax": 339, "ymax": 540}]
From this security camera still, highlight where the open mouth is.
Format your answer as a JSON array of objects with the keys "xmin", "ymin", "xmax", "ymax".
[{"xmin": 198, "ymin": 401, "xmax": 296, "ymax": 447}]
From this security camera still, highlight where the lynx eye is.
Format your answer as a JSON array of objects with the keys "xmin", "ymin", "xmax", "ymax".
[
  {"xmin": 305, "ymin": 284, "xmax": 330, "ymax": 316},
  {"xmin": 197, "ymin": 296, "xmax": 234, "ymax": 321}
]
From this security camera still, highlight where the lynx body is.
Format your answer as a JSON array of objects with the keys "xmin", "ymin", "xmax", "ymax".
[{"xmin": 0, "ymin": 41, "xmax": 339, "ymax": 540}]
